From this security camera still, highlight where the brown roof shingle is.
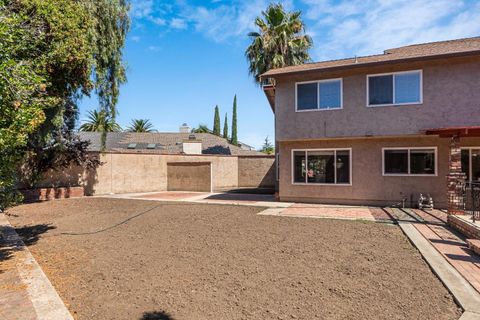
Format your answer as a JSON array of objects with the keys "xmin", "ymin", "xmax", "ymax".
[
  {"xmin": 77, "ymin": 132, "xmax": 264, "ymax": 156},
  {"xmin": 261, "ymin": 37, "xmax": 480, "ymax": 77}
]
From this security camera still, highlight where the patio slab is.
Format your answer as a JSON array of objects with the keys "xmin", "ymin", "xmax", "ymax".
[
  {"xmin": 114, "ymin": 191, "xmax": 293, "ymax": 207},
  {"xmin": 133, "ymin": 191, "xmax": 209, "ymax": 201}
]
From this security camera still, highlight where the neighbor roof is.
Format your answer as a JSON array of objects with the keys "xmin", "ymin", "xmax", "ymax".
[
  {"xmin": 77, "ymin": 132, "xmax": 264, "ymax": 156},
  {"xmin": 261, "ymin": 37, "xmax": 480, "ymax": 77}
]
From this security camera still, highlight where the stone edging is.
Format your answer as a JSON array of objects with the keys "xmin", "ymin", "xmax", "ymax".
[
  {"xmin": 0, "ymin": 213, "xmax": 74, "ymax": 320},
  {"xmin": 398, "ymin": 222, "xmax": 480, "ymax": 320}
]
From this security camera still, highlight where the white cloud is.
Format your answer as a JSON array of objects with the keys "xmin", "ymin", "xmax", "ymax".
[
  {"xmin": 170, "ymin": 18, "xmax": 187, "ymax": 30},
  {"xmin": 130, "ymin": 35, "xmax": 141, "ymax": 42},
  {"xmin": 130, "ymin": 0, "xmax": 154, "ymax": 19},
  {"xmin": 300, "ymin": 0, "xmax": 480, "ymax": 60},
  {"xmin": 179, "ymin": 0, "xmax": 293, "ymax": 43},
  {"xmin": 129, "ymin": 0, "xmax": 295, "ymax": 42},
  {"xmin": 151, "ymin": 17, "xmax": 167, "ymax": 26},
  {"xmin": 148, "ymin": 45, "xmax": 161, "ymax": 52}
]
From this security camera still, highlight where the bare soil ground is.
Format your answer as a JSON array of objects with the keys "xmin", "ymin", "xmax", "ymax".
[{"xmin": 6, "ymin": 198, "xmax": 461, "ymax": 320}]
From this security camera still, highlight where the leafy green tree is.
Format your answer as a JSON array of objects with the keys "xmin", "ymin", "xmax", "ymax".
[
  {"xmin": 79, "ymin": 110, "xmax": 122, "ymax": 132},
  {"xmin": 191, "ymin": 124, "xmax": 211, "ymax": 133},
  {"xmin": 213, "ymin": 105, "xmax": 221, "ymax": 136},
  {"xmin": 91, "ymin": 0, "xmax": 130, "ymax": 118},
  {"xmin": 245, "ymin": 3, "xmax": 312, "ymax": 84},
  {"xmin": 0, "ymin": 0, "xmax": 129, "ymax": 207},
  {"xmin": 231, "ymin": 95, "xmax": 238, "ymax": 145},
  {"xmin": 127, "ymin": 119, "xmax": 157, "ymax": 132},
  {"xmin": 0, "ymin": 5, "xmax": 55, "ymax": 209},
  {"xmin": 260, "ymin": 136, "xmax": 274, "ymax": 155},
  {"xmin": 223, "ymin": 113, "xmax": 229, "ymax": 139}
]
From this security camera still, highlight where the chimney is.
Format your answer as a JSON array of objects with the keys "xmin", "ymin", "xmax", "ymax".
[
  {"xmin": 182, "ymin": 134, "xmax": 202, "ymax": 154},
  {"xmin": 179, "ymin": 123, "xmax": 191, "ymax": 133}
]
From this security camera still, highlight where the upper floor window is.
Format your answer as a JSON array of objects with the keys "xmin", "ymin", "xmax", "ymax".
[
  {"xmin": 368, "ymin": 70, "xmax": 422, "ymax": 107},
  {"xmin": 296, "ymin": 79, "xmax": 342, "ymax": 111}
]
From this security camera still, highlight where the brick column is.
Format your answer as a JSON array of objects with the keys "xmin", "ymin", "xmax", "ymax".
[{"xmin": 447, "ymin": 135, "xmax": 466, "ymax": 215}]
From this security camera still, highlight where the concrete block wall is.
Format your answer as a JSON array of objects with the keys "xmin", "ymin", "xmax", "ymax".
[
  {"xmin": 39, "ymin": 152, "xmax": 275, "ymax": 195},
  {"xmin": 238, "ymin": 156, "xmax": 276, "ymax": 188}
]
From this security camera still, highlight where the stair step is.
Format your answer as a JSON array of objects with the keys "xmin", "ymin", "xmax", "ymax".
[{"xmin": 467, "ymin": 239, "xmax": 480, "ymax": 256}]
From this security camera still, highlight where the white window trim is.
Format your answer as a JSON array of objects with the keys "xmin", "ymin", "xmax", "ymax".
[
  {"xmin": 382, "ymin": 147, "xmax": 437, "ymax": 177},
  {"xmin": 367, "ymin": 70, "xmax": 423, "ymax": 108},
  {"xmin": 460, "ymin": 147, "xmax": 480, "ymax": 182},
  {"xmin": 291, "ymin": 148, "xmax": 352, "ymax": 186},
  {"xmin": 295, "ymin": 78, "xmax": 343, "ymax": 112}
]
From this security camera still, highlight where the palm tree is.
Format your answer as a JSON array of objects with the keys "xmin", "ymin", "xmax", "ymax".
[
  {"xmin": 127, "ymin": 119, "xmax": 157, "ymax": 132},
  {"xmin": 79, "ymin": 110, "xmax": 122, "ymax": 132},
  {"xmin": 245, "ymin": 3, "xmax": 313, "ymax": 84},
  {"xmin": 191, "ymin": 124, "xmax": 211, "ymax": 133}
]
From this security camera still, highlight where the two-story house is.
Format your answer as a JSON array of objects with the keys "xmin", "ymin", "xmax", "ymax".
[{"xmin": 261, "ymin": 37, "xmax": 480, "ymax": 209}]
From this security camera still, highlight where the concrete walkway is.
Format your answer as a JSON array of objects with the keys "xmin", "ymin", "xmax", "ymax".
[
  {"xmin": 0, "ymin": 213, "xmax": 73, "ymax": 320},
  {"xmin": 394, "ymin": 209, "xmax": 480, "ymax": 293}
]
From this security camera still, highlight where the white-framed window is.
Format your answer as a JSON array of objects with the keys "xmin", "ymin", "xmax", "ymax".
[
  {"xmin": 461, "ymin": 148, "xmax": 480, "ymax": 182},
  {"xmin": 382, "ymin": 147, "xmax": 437, "ymax": 176},
  {"xmin": 292, "ymin": 148, "xmax": 351, "ymax": 185},
  {"xmin": 367, "ymin": 70, "xmax": 422, "ymax": 107},
  {"xmin": 296, "ymin": 78, "xmax": 343, "ymax": 112}
]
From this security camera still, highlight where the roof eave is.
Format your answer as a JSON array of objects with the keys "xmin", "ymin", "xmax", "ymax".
[
  {"xmin": 262, "ymin": 84, "xmax": 275, "ymax": 113},
  {"xmin": 425, "ymin": 126, "xmax": 480, "ymax": 138},
  {"xmin": 260, "ymin": 50, "xmax": 480, "ymax": 79}
]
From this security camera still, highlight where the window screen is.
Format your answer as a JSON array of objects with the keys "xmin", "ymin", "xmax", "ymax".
[
  {"xmin": 369, "ymin": 75, "xmax": 393, "ymax": 105},
  {"xmin": 319, "ymin": 80, "xmax": 341, "ymax": 109},
  {"xmin": 384, "ymin": 149, "xmax": 408, "ymax": 174},
  {"xmin": 297, "ymin": 83, "xmax": 318, "ymax": 110},
  {"xmin": 395, "ymin": 72, "xmax": 420, "ymax": 104}
]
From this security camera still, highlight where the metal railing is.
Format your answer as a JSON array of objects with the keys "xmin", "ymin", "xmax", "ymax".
[{"xmin": 463, "ymin": 181, "xmax": 480, "ymax": 223}]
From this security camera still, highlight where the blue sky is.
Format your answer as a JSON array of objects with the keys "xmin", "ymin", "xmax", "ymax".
[{"xmin": 79, "ymin": 0, "xmax": 480, "ymax": 149}]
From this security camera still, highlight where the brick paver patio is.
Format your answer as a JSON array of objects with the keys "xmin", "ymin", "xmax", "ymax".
[
  {"xmin": 0, "ymin": 248, "xmax": 38, "ymax": 320},
  {"xmin": 281, "ymin": 204, "xmax": 376, "ymax": 220},
  {"xmin": 380, "ymin": 208, "xmax": 480, "ymax": 294},
  {"xmin": 408, "ymin": 210, "xmax": 480, "ymax": 294}
]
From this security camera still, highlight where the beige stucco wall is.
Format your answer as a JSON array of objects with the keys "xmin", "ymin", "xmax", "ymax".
[
  {"xmin": 167, "ymin": 162, "xmax": 211, "ymax": 192},
  {"xmin": 278, "ymin": 136, "xmax": 480, "ymax": 208},
  {"xmin": 86, "ymin": 153, "xmax": 165, "ymax": 195},
  {"xmin": 164, "ymin": 154, "xmax": 239, "ymax": 191},
  {"xmin": 274, "ymin": 57, "xmax": 480, "ymax": 141},
  {"xmin": 84, "ymin": 153, "xmax": 240, "ymax": 194},
  {"xmin": 38, "ymin": 153, "xmax": 274, "ymax": 195},
  {"xmin": 237, "ymin": 155, "xmax": 276, "ymax": 188}
]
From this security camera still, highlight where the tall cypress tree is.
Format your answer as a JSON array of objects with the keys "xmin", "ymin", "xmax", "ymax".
[
  {"xmin": 213, "ymin": 105, "xmax": 221, "ymax": 136},
  {"xmin": 223, "ymin": 113, "xmax": 229, "ymax": 139},
  {"xmin": 231, "ymin": 95, "xmax": 238, "ymax": 145}
]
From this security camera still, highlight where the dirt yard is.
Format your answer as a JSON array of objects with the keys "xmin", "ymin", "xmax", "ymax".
[{"xmin": 6, "ymin": 198, "xmax": 461, "ymax": 320}]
